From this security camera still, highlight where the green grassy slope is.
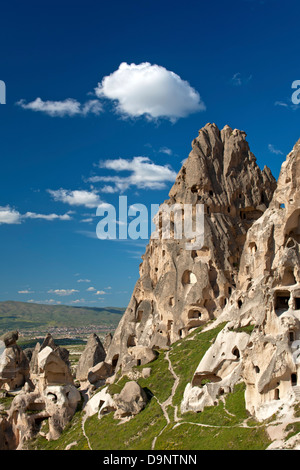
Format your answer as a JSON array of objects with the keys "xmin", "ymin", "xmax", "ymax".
[
  {"xmin": 25, "ymin": 324, "xmax": 273, "ymax": 451},
  {"xmin": 0, "ymin": 301, "xmax": 125, "ymax": 334}
]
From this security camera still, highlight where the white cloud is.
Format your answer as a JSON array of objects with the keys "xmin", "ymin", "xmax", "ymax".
[
  {"xmin": 0, "ymin": 206, "xmax": 21, "ymax": 224},
  {"xmin": 47, "ymin": 189, "xmax": 102, "ymax": 208},
  {"xmin": 268, "ymin": 144, "xmax": 283, "ymax": 155},
  {"xmin": 0, "ymin": 205, "xmax": 72, "ymax": 225},
  {"xmin": 89, "ymin": 156, "xmax": 177, "ymax": 192},
  {"xmin": 274, "ymin": 101, "xmax": 289, "ymax": 108},
  {"xmin": 95, "ymin": 62, "xmax": 205, "ymax": 121},
  {"xmin": 48, "ymin": 289, "xmax": 79, "ymax": 296},
  {"xmin": 17, "ymin": 98, "xmax": 103, "ymax": 117},
  {"xmin": 77, "ymin": 279, "xmax": 91, "ymax": 283},
  {"xmin": 18, "ymin": 289, "xmax": 34, "ymax": 294},
  {"xmin": 87, "ymin": 286, "xmax": 96, "ymax": 291},
  {"xmin": 95, "ymin": 290, "xmax": 106, "ymax": 295},
  {"xmin": 159, "ymin": 147, "xmax": 173, "ymax": 156},
  {"xmin": 24, "ymin": 211, "xmax": 72, "ymax": 221},
  {"xmin": 70, "ymin": 299, "xmax": 86, "ymax": 304}
]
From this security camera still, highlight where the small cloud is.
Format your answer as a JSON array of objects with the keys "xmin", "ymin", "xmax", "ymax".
[
  {"xmin": 159, "ymin": 147, "xmax": 173, "ymax": 156},
  {"xmin": 48, "ymin": 189, "xmax": 102, "ymax": 208},
  {"xmin": 16, "ymin": 98, "xmax": 103, "ymax": 117},
  {"xmin": 230, "ymin": 73, "xmax": 252, "ymax": 86},
  {"xmin": 89, "ymin": 156, "xmax": 177, "ymax": 193},
  {"xmin": 0, "ymin": 206, "xmax": 21, "ymax": 224},
  {"xmin": 87, "ymin": 286, "xmax": 96, "ymax": 292},
  {"xmin": 23, "ymin": 211, "xmax": 72, "ymax": 221},
  {"xmin": 18, "ymin": 289, "xmax": 34, "ymax": 294},
  {"xmin": 0, "ymin": 205, "xmax": 72, "ymax": 225},
  {"xmin": 274, "ymin": 101, "xmax": 289, "ymax": 108},
  {"xmin": 70, "ymin": 299, "xmax": 86, "ymax": 304},
  {"xmin": 268, "ymin": 144, "xmax": 283, "ymax": 155},
  {"xmin": 95, "ymin": 290, "xmax": 106, "ymax": 295},
  {"xmin": 77, "ymin": 279, "xmax": 91, "ymax": 283},
  {"xmin": 48, "ymin": 289, "xmax": 79, "ymax": 296}
]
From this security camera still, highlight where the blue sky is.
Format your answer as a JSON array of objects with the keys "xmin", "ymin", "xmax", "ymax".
[{"xmin": 0, "ymin": 0, "xmax": 299, "ymax": 308}]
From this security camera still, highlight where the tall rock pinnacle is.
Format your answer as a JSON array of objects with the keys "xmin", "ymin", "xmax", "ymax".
[{"xmin": 105, "ymin": 123, "xmax": 277, "ymax": 374}]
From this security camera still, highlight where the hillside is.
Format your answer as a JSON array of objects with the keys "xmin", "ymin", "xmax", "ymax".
[
  {"xmin": 24, "ymin": 324, "xmax": 282, "ymax": 451},
  {"xmin": 0, "ymin": 301, "xmax": 124, "ymax": 336}
]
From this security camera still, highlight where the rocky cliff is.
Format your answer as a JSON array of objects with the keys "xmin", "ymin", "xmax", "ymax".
[{"xmin": 105, "ymin": 123, "xmax": 277, "ymax": 373}]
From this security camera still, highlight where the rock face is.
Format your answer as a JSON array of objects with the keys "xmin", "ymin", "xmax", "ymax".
[
  {"xmin": 76, "ymin": 333, "xmax": 106, "ymax": 382},
  {"xmin": 105, "ymin": 123, "xmax": 277, "ymax": 373},
  {"xmin": 0, "ymin": 331, "xmax": 30, "ymax": 390},
  {"xmin": 0, "ymin": 332, "xmax": 79, "ymax": 448},
  {"xmin": 113, "ymin": 381, "xmax": 148, "ymax": 418},
  {"xmin": 182, "ymin": 135, "xmax": 300, "ymax": 421}
]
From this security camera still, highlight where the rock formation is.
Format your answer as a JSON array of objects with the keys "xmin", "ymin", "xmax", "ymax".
[
  {"xmin": 0, "ymin": 332, "xmax": 80, "ymax": 449},
  {"xmin": 76, "ymin": 333, "xmax": 106, "ymax": 382},
  {"xmin": 182, "ymin": 134, "xmax": 300, "ymax": 421},
  {"xmin": 0, "ymin": 331, "xmax": 30, "ymax": 391},
  {"xmin": 105, "ymin": 123, "xmax": 277, "ymax": 374}
]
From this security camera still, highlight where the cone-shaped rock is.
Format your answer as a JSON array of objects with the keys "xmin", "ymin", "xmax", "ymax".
[{"xmin": 105, "ymin": 123, "xmax": 277, "ymax": 373}]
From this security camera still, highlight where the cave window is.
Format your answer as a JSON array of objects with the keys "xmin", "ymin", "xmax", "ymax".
[
  {"xmin": 207, "ymin": 206, "xmax": 210, "ymax": 215},
  {"xmin": 137, "ymin": 310, "xmax": 143, "ymax": 322},
  {"xmin": 291, "ymin": 373, "xmax": 297, "ymax": 386},
  {"xmin": 137, "ymin": 359, "xmax": 141, "ymax": 367},
  {"xmin": 228, "ymin": 286, "xmax": 232, "ymax": 296},
  {"xmin": 227, "ymin": 207, "xmax": 231, "ymax": 213},
  {"xmin": 238, "ymin": 299, "xmax": 243, "ymax": 309},
  {"xmin": 232, "ymin": 347, "xmax": 240, "ymax": 359},
  {"xmin": 188, "ymin": 309, "xmax": 202, "ymax": 320},
  {"xmin": 127, "ymin": 335, "xmax": 136, "ymax": 347},
  {"xmin": 209, "ymin": 190, "xmax": 213, "ymax": 196},
  {"xmin": 289, "ymin": 331, "xmax": 295, "ymax": 342},
  {"xmin": 275, "ymin": 291, "xmax": 290, "ymax": 312},
  {"xmin": 254, "ymin": 366, "xmax": 260, "ymax": 374},
  {"xmin": 169, "ymin": 297, "xmax": 175, "ymax": 307},
  {"xmin": 112, "ymin": 355, "xmax": 119, "ymax": 370},
  {"xmin": 261, "ymin": 192, "xmax": 265, "ymax": 204},
  {"xmin": 274, "ymin": 388, "xmax": 280, "ymax": 400},
  {"xmin": 249, "ymin": 242, "xmax": 257, "ymax": 254},
  {"xmin": 162, "ymin": 249, "xmax": 166, "ymax": 257},
  {"xmin": 295, "ymin": 298, "xmax": 300, "ymax": 310},
  {"xmin": 191, "ymin": 185, "xmax": 198, "ymax": 193},
  {"xmin": 179, "ymin": 328, "xmax": 185, "ymax": 339}
]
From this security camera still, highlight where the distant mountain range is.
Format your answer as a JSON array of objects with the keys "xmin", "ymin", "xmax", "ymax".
[{"xmin": 0, "ymin": 301, "xmax": 125, "ymax": 335}]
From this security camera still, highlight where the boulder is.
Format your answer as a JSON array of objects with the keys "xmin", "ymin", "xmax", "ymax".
[
  {"xmin": 76, "ymin": 333, "xmax": 106, "ymax": 382},
  {"xmin": 113, "ymin": 381, "xmax": 148, "ymax": 418}
]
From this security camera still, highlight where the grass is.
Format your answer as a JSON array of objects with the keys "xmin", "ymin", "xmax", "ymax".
[
  {"xmin": 23, "ymin": 321, "xmax": 273, "ymax": 451},
  {"xmin": 85, "ymin": 398, "xmax": 167, "ymax": 450},
  {"xmin": 154, "ymin": 422, "xmax": 271, "ymax": 450},
  {"xmin": 169, "ymin": 323, "xmax": 227, "ymax": 408}
]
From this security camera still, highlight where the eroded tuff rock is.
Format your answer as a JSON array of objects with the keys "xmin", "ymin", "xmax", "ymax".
[
  {"xmin": 183, "ymin": 136, "xmax": 300, "ymax": 421},
  {"xmin": 76, "ymin": 333, "xmax": 106, "ymax": 382},
  {"xmin": 105, "ymin": 123, "xmax": 277, "ymax": 373},
  {"xmin": 0, "ymin": 332, "xmax": 79, "ymax": 448},
  {"xmin": 0, "ymin": 331, "xmax": 30, "ymax": 391}
]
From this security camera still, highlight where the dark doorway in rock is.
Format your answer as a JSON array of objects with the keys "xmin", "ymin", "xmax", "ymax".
[
  {"xmin": 274, "ymin": 388, "xmax": 280, "ymax": 400},
  {"xmin": 291, "ymin": 374, "xmax": 297, "ymax": 386},
  {"xmin": 275, "ymin": 291, "xmax": 290, "ymax": 312}
]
